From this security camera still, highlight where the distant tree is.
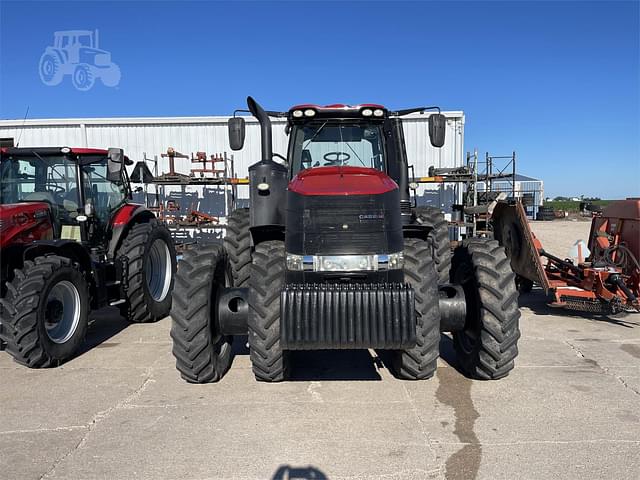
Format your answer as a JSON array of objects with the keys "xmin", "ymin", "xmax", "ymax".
[{"xmin": 553, "ymin": 196, "xmax": 570, "ymax": 201}]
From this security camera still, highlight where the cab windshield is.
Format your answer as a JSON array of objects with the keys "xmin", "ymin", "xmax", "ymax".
[
  {"xmin": 289, "ymin": 121, "xmax": 386, "ymax": 176},
  {"xmin": 0, "ymin": 154, "xmax": 127, "ymax": 225}
]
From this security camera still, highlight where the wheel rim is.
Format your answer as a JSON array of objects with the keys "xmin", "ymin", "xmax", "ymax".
[
  {"xmin": 44, "ymin": 281, "xmax": 81, "ymax": 344},
  {"xmin": 145, "ymin": 239, "xmax": 172, "ymax": 302},
  {"xmin": 453, "ymin": 262, "xmax": 481, "ymax": 354}
]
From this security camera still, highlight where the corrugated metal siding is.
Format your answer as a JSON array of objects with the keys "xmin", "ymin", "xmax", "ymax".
[{"xmin": 0, "ymin": 112, "xmax": 464, "ymax": 207}]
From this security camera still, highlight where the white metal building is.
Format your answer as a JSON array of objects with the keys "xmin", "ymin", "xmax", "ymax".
[
  {"xmin": 0, "ymin": 111, "xmax": 465, "ymax": 218},
  {"xmin": 476, "ymin": 173, "xmax": 544, "ymax": 218}
]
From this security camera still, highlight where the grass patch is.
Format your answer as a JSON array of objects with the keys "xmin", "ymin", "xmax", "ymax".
[{"xmin": 544, "ymin": 200, "xmax": 613, "ymax": 212}]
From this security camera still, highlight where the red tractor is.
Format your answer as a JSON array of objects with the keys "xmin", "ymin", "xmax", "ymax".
[
  {"xmin": 0, "ymin": 147, "xmax": 176, "ymax": 367},
  {"xmin": 170, "ymin": 97, "xmax": 521, "ymax": 383}
]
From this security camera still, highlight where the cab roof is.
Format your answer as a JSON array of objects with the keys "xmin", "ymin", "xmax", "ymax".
[{"xmin": 0, "ymin": 147, "xmax": 132, "ymax": 165}]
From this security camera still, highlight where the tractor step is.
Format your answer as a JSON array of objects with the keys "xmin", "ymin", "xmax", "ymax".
[{"xmin": 109, "ymin": 299, "xmax": 126, "ymax": 306}]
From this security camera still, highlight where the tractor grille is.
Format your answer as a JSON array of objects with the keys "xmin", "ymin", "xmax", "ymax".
[
  {"xmin": 280, "ymin": 282, "xmax": 416, "ymax": 350},
  {"xmin": 286, "ymin": 190, "xmax": 403, "ymax": 255}
]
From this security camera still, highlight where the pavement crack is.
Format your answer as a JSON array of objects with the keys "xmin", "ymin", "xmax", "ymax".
[
  {"xmin": 39, "ymin": 367, "xmax": 155, "ymax": 479},
  {"xmin": 402, "ymin": 383, "xmax": 443, "ymax": 479},
  {"xmin": 565, "ymin": 340, "xmax": 640, "ymax": 397}
]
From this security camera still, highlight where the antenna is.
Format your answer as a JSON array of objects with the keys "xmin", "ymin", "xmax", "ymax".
[{"xmin": 15, "ymin": 106, "xmax": 30, "ymax": 147}]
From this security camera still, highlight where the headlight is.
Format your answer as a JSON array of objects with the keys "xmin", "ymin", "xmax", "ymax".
[
  {"xmin": 317, "ymin": 255, "xmax": 376, "ymax": 272},
  {"xmin": 361, "ymin": 108, "xmax": 373, "ymax": 117},
  {"xmin": 286, "ymin": 253, "xmax": 305, "ymax": 271},
  {"xmin": 373, "ymin": 109, "xmax": 384, "ymax": 117},
  {"xmin": 285, "ymin": 253, "xmax": 404, "ymax": 271},
  {"xmin": 304, "ymin": 109, "xmax": 316, "ymax": 117},
  {"xmin": 292, "ymin": 110, "xmax": 304, "ymax": 118}
]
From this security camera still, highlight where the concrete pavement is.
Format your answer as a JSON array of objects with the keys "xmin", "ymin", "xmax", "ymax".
[{"xmin": 1, "ymin": 220, "xmax": 638, "ymax": 480}]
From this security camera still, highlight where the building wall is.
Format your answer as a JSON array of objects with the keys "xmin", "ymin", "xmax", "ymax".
[{"xmin": 0, "ymin": 112, "xmax": 465, "ymax": 214}]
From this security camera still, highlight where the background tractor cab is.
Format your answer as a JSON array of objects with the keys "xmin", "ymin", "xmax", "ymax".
[{"xmin": 0, "ymin": 147, "xmax": 175, "ymax": 368}]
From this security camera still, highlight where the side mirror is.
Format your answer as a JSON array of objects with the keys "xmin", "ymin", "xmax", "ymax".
[
  {"xmin": 228, "ymin": 117, "xmax": 246, "ymax": 151},
  {"xmin": 428, "ymin": 114, "xmax": 446, "ymax": 148},
  {"xmin": 107, "ymin": 147, "xmax": 124, "ymax": 182}
]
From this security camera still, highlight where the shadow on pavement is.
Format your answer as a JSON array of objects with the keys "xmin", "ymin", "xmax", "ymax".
[{"xmin": 75, "ymin": 306, "xmax": 132, "ymax": 355}]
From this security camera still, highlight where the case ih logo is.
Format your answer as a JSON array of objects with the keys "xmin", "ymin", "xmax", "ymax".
[
  {"xmin": 38, "ymin": 30, "xmax": 121, "ymax": 91},
  {"xmin": 358, "ymin": 213, "xmax": 384, "ymax": 221}
]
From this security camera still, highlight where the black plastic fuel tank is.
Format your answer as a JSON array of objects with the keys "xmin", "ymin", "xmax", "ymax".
[{"xmin": 248, "ymin": 159, "xmax": 288, "ymax": 227}]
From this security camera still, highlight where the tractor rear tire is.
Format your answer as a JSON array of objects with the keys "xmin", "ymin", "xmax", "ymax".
[
  {"xmin": 118, "ymin": 219, "xmax": 176, "ymax": 323},
  {"xmin": 0, "ymin": 255, "xmax": 89, "ymax": 368},
  {"xmin": 38, "ymin": 53, "xmax": 63, "ymax": 86},
  {"xmin": 248, "ymin": 240, "xmax": 289, "ymax": 382},
  {"xmin": 223, "ymin": 208, "xmax": 251, "ymax": 287},
  {"xmin": 413, "ymin": 207, "xmax": 451, "ymax": 285},
  {"xmin": 451, "ymin": 239, "xmax": 521, "ymax": 380},
  {"xmin": 392, "ymin": 238, "xmax": 441, "ymax": 380},
  {"xmin": 170, "ymin": 244, "xmax": 233, "ymax": 383}
]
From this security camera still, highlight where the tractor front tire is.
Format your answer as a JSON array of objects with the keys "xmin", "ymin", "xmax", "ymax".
[
  {"xmin": 248, "ymin": 241, "xmax": 289, "ymax": 382},
  {"xmin": 413, "ymin": 207, "xmax": 451, "ymax": 285},
  {"xmin": 223, "ymin": 208, "xmax": 251, "ymax": 287},
  {"xmin": 392, "ymin": 238, "xmax": 441, "ymax": 380},
  {"xmin": 100, "ymin": 63, "xmax": 121, "ymax": 87},
  {"xmin": 72, "ymin": 63, "xmax": 95, "ymax": 91},
  {"xmin": 451, "ymin": 239, "xmax": 521, "ymax": 380},
  {"xmin": 170, "ymin": 244, "xmax": 233, "ymax": 383},
  {"xmin": 0, "ymin": 255, "xmax": 89, "ymax": 368},
  {"xmin": 118, "ymin": 219, "xmax": 176, "ymax": 323}
]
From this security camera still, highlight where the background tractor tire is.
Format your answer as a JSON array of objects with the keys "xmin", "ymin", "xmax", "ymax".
[
  {"xmin": 72, "ymin": 63, "xmax": 95, "ymax": 91},
  {"xmin": 118, "ymin": 219, "xmax": 176, "ymax": 323},
  {"xmin": 100, "ymin": 63, "xmax": 121, "ymax": 87},
  {"xmin": 451, "ymin": 238, "xmax": 521, "ymax": 380},
  {"xmin": 223, "ymin": 208, "xmax": 251, "ymax": 287},
  {"xmin": 392, "ymin": 238, "xmax": 441, "ymax": 380},
  {"xmin": 248, "ymin": 240, "xmax": 289, "ymax": 382},
  {"xmin": 0, "ymin": 255, "xmax": 89, "ymax": 368},
  {"xmin": 413, "ymin": 206, "xmax": 452, "ymax": 285},
  {"xmin": 38, "ymin": 52, "xmax": 63, "ymax": 86},
  {"xmin": 170, "ymin": 244, "xmax": 233, "ymax": 383}
]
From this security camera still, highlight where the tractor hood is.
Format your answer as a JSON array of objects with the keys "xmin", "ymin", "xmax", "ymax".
[
  {"xmin": 0, "ymin": 202, "xmax": 53, "ymax": 248},
  {"xmin": 288, "ymin": 166, "xmax": 398, "ymax": 196}
]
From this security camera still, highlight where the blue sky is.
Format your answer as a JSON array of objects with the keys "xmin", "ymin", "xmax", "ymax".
[{"xmin": 1, "ymin": 0, "xmax": 638, "ymax": 198}]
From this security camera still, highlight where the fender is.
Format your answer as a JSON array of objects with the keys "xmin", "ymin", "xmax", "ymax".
[
  {"xmin": 402, "ymin": 223, "xmax": 434, "ymax": 242},
  {"xmin": 45, "ymin": 46, "xmax": 67, "ymax": 66},
  {"xmin": 23, "ymin": 239, "xmax": 93, "ymax": 276},
  {"xmin": 107, "ymin": 203, "xmax": 155, "ymax": 259}
]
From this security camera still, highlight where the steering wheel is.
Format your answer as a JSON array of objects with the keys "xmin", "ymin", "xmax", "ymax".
[
  {"xmin": 44, "ymin": 182, "xmax": 66, "ymax": 194},
  {"xmin": 323, "ymin": 151, "xmax": 351, "ymax": 166}
]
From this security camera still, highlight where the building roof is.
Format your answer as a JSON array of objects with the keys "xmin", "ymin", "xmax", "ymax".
[{"xmin": 0, "ymin": 111, "xmax": 465, "ymax": 128}]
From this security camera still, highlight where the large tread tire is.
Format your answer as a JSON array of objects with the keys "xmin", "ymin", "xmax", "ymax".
[
  {"xmin": 248, "ymin": 241, "xmax": 289, "ymax": 382},
  {"xmin": 392, "ymin": 238, "xmax": 441, "ymax": 380},
  {"xmin": 451, "ymin": 238, "xmax": 521, "ymax": 380},
  {"xmin": 118, "ymin": 219, "xmax": 176, "ymax": 323},
  {"xmin": 223, "ymin": 208, "xmax": 251, "ymax": 287},
  {"xmin": 413, "ymin": 206, "xmax": 452, "ymax": 285},
  {"xmin": 0, "ymin": 255, "xmax": 89, "ymax": 368},
  {"xmin": 170, "ymin": 244, "xmax": 233, "ymax": 383}
]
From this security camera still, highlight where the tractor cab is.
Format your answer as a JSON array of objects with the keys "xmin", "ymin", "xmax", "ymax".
[
  {"xmin": 0, "ymin": 147, "xmax": 132, "ymax": 246},
  {"xmin": 286, "ymin": 104, "xmax": 389, "ymax": 176}
]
